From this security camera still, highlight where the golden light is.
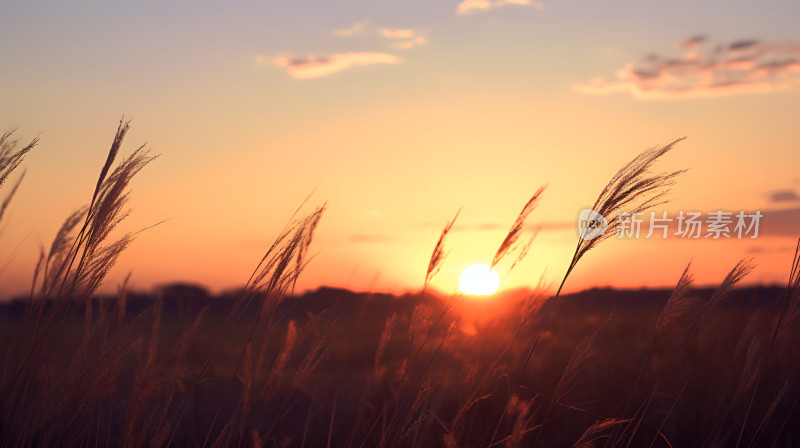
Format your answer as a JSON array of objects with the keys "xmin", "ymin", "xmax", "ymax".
[{"xmin": 458, "ymin": 264, "xmax": 500, "ymax": 296}]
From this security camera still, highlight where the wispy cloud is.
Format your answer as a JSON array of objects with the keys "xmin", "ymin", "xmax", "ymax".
[
  {"xmin": 379, "ymin": 27, "xmax": 427, "ymax": 49},
  {"xmin": 767, "ymin": 189, "xmax": 800, "ymax": 203},
  {"xmin": 332, "ymin": 19, "xmax": 370, "ymax": 37},
  {"xmin": 379, "ymin": 28, "xmax": 415, "ymax": 39},
  {"xmin": 264, "ymin": 52, "xmax": 401, "ymax": 79},
  {"xmin": 746, "ymin": 245, "xmax": 796, "ymax": 254},
  {"xmin": 758, "ymin": 208, "xmax": 800, "ymax": 237},
  {"xmin": 333, "ymin": 22, "xmax": 428, "ymax": 49},
  {"xmin": 456, "ymin": 0, "xmax": 543, "ymax": 15},
  {"xmin": 575, "ymin": 36, "xmax": 800, "ymax": 98},
  {"xmin": 390, "ymin": 38, "xmax": 427, "ymax": 50}
]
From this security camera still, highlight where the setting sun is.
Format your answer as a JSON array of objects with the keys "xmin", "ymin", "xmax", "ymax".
[{"xmin": 458, "ymin": 264, "xmax": 500, "ymax": 296}]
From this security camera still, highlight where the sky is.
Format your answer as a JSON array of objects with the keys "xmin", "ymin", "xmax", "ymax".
[{"xmin": 1, "ymin": 0, "xmax": 800, "ymax": 299}]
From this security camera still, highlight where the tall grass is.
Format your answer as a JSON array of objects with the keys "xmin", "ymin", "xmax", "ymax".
[{"xmin": 1, "ymin": 125, "xmax": 798, "ymax": 448}]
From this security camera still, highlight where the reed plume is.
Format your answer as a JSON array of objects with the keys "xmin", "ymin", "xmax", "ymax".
[
  {"xmin": 565, "ymin": 137, "xmax": 686, "ymax": 289},
  {"xmin": 0, "ymin": 129, "xmax": 37, "ymax": 190},
  {"xmin": 654, "ymin": 263, "xmax": 698, "ymax": 333},
  {"xmin": 33, "ymin": 118, "xmax": 157, "ymax": 300},
  {"xmin": 573, "ymin": 418, "xmax": 631, "ymax": 448},
  {"xmin": 491, "ymin": 185, "xmax": 545, "ymax": 271},
  {"xmin": 622, "ymin": 259, "xmax": 754, "ymax": 448},
  {"xmin": 375, "ymin": 313, "xmax": 398, "ymax": 377},
  {"xmin": 735, "ymin": 238, "xmax": 800, "ymax": 447},
  {"xmin": 423, "ymin": 209, "xmax": 459, "ymax": 293},
  {"xmin": 0, "ymin": 169, "xmax": 25, "ymax": 226},
  {"xmin": 0, "ymin": 129, "xmax": 37, "ymax": 232},
  {"xmin": 783, "ymin": 237, "xmax": 800, "ymax": 327},
  {"xmin": 491, "ymin": 139, "xmax": 687, "ymax": 447}
]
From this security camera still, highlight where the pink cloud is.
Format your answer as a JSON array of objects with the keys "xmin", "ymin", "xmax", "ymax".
[
  {"xmin": 332, "ymin": 20, "xmax": 370, "ymax": 37},
  {"xmin": 379, "ymin": 28, "xmax": 415, "ymax": 39},
  {"xmin": 390, "ymin": 36, "xmax": 427, "ymax": 50},
  {"xmin": 676, "ymin": 35, "xmax": 707, "ymax": 51},
  {"xmin": 575, "ymin": 37, "xmax": 800, "ymax": 99},
  {"xmin": 330, "ymin": 24, "xmax": 427, "ymax": 49},
  {"xmin": 457, "ymin": 0, "xmax": 543, "ymax": 15},
  {"xmin": 268, "ymin": 52, "xmax": 402, "ymax": 79},
  {"xmin": 379, "ymin": 28, "xmax": 427, "ymax": 49}
]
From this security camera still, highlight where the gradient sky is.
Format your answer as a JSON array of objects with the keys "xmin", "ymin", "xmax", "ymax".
[{"xmin": 1, "ymin": 0, "xmax": 800, "ymax": 299}]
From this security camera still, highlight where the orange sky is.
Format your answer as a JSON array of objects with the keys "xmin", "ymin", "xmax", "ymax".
[{"xmin": 1, "ymin": 0, "xmax": 799, "ymax": 299}]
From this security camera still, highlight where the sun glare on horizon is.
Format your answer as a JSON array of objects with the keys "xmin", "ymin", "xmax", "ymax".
[{"xmin": 458, "ymin": 264, "xmax": 500, "ymax": 296}]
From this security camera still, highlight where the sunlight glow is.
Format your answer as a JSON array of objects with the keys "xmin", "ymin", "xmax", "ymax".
[{"xmin": 458, "ymin": 264, "xmax": 500, "ymax": 296}]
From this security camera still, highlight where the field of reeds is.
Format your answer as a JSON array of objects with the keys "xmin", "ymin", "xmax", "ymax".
[{"xmin": 1, "ymin": 121, "xmax": 799, "ymax": 447}]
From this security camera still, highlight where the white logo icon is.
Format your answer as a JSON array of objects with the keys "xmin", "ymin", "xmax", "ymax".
[{"xmin": 578, "ymin": 209, "xmax": 608, "ymax": 241}]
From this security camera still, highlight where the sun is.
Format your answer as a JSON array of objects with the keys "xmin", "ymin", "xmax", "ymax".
[{"xmin": 458, "ymin": 264, "xmax": 500, "ymax": 296}]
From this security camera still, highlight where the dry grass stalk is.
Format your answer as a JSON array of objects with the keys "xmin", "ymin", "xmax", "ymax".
[
  {"xmin": 506, "ymin": 232, "xmax": 537, "ymax": 277},
  {"xmin": 32, "ymin": 118, "xmax": 157, "ymax": 301},
  {"xmin": 504, "ymin": 395, "xmax": 532, "ymax": 448},
  {"xmin": 424, "ymin": 209, "xmax": 459, "ymax": 292},
  {"xmin": 293, "ymin": 332, "xmax": 328, "ymax": 389},
  {"xmin": 395, "ymin": 373, "xmax": 434, "ymax": 446},
  {"xmin": 0, "ymin": 168, "xmax": 25, "ymax": 225},
  {"xmin": 69, "ymin": 148, "xmax": 156, "ymax": 298},
  {"xmin": 1, "ymin": 120, "xmax": 156, "ymax": 447},
  {"xmin": 611, "ymin": 264, "xmax": 696, "ymax": 445},
  {"xmin": 410, "ymin": 304, "xmax": 433, "ymax": 349},
  {"xmin": 573, "ymin": 418, "xmax": 631, "ymax": 448},
  {"xmin": 181, "ymin": 204, "xmax": 326, "ymax": 443},
  {"xmin": 622, "ymin": 259, "xmax": 754, "ymax": 448},
  {"xmin": 375, "ymin": 313, "xmax": 398, "ymax": 377},
  {"xmin": 731, "ymin": 340, "xmax": 762, "ymax": 406},
  {"xmin": 0, "ymin": 129, "xmax": 37, "ymax": 191},
  {"xmin": 750, "ymin": 379, "xmax": 790, "ymax": 446},
  {"xmin": 491, "ymin": 185, "xmax": 546, "ymax": 271},
  {"xmin": 707, "ymin": 258, "xmax": 754, "ymax": 310},
  {"xmin": 655, "ymin": 263, "xmax": 697, "ymax": 333},
  {"xmin": 37, "ymin": 207, "xmax": 88, "ymax": 296},
  {"xmin": 250, "ymin": 204, "xmax": 326, "ymax": 295},
  {"xmin": 261, "ymin": 321, "xmax": 298, "ymax": 402},
  {"xmin": 782, "ymin": 237, "xmax": 800, "ymax": 328},
  {"xmin": 501, "ymin": 140, "xmax": 687, "ymax": 445},
  {"xmin": 735, "ymin": 240, "xmax": 799, "ymax": 448},
  {"xmin": 565, "ymin": 138, "xmax": 686, "ymax": 286},
  {"xmin": 554, "ymin": 321, "xmax": 605, "ymax": 404}
]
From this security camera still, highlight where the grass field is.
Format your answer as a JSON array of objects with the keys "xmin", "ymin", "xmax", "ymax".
[{"xmin": 1, "ymin": 122, "xmax": 799, "ymax": 447}]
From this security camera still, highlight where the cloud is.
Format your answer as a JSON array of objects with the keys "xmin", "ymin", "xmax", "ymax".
[
  {"xmin": 379, "ymin": 28, "xmax": 415, "ymax": 39},
  {"xmin": 331, "ymin": 23, "xmax": 427, "ymax": 49},
  {"xmin": 379, "ymin": 27, "xmax": 428, "ymax": 49},
  {"xmin": 390, "ymin": 37, "xmax": 427, "ymax": 50},
  {"xmin": 758, "ymin": 208, "xmax": 800, "ymax": 237},
  {"xmin": 767, "ymin": 189, "xmax": 800, "ymax": 203},
  {"xmin": 457, "ymin": 0, "xmax": 543, "ymax": 15},
  {"xmin": 332, "ymin": 20, "xmax": 370, "ymax": 37},
  {"xmin": 676, "ymin": 35, "xmax": 707, "ymax": 51},
  {"xmin": 267, "ymin": 52, "xmax": 402, "ymax": 79},
  {"xmin": 746, "ymin": 245, "xmax": 795, "ymax": 254},
  {"xmin": 575, "ymin": 37, "xmax": 800, "ymax": 98}
]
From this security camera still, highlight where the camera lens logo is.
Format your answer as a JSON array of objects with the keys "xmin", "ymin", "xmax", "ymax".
[{"xmin": 578, "ymin": 209, "xmax": 608, "ymax": 241}]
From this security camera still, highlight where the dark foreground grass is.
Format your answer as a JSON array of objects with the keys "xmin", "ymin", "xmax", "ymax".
[{"xmin": 2, "ymin": 284, "xmax": 799, "ymax": 447}]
